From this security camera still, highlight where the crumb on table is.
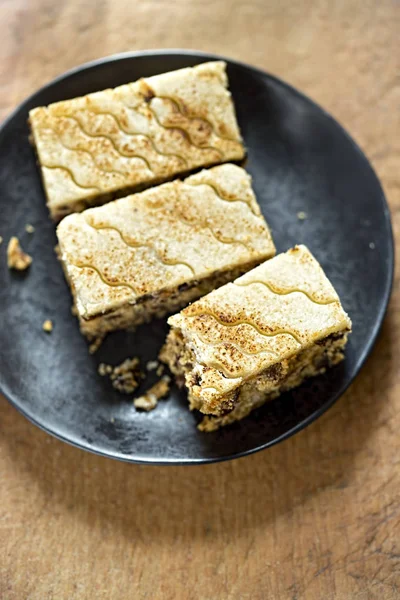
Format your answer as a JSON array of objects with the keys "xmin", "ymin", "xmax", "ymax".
[
  {"xmin": 25, "ymin": 224, "xmax": 35, "ymax": 233},
  {"xmin": 42, "ymin": 319, "xmax": 53, "ymax": 333},
  {"xmin": 98, "ymin": 357, "xmax": 142, "ymax": 394},
  {"xmin": 134, "ymin": 376, "xmax": 171, "ymax": 412},
  {"xmin": 7, "ymin": 237, "xmax": 32, "ymax": 270},
  {"xmin": 297, "ymin": 211, "xmax": 307, "ymax": 220}
]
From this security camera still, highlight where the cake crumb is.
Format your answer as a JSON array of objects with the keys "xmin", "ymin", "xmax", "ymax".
[
  {"xmin": 134, "ymin": 393, "xmax": 158, "ymax": 411},
  {"xmin": 25, "ymin": 224, "xmax": 35, "ymax": 233},
  {"xmin": 369, "ymin": 242, "xmax": 375, "ymax": 250},
  {"xmin": 42, "ymin": 319, "xmax": 53, "ymax": 333},
  {"xmin": 134, "ymin": 376, "xmax": 171, "ymax": 411},
  {"xmin": 146, "ymin": 360, "xmax": 159, "ymax": 371},
  {"xmin": 89, "ymin": 337, "xmax": 103, "ymax": 354},
  {"xmin": 99, "ymin": 357, "xmax": 142, "ymax": 394},
  {"xmin": 156, "ymin": 364, "xmax": 165, "ymax": 377},
  {"xmin": 98, "ymin": 363, "xmax": 113, "ymax": 376},
  {"xmin": 297, "ymin": 211, "xmax": 307, "ymax": 220},
  {"xmin": 7, "ymin": 237, "xmax": 32, "ymax": 270}
]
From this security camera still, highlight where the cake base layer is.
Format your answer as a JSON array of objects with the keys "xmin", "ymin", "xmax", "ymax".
[{"xmin": 160, "ymin": 330, "xmax": 348, "ymax": 431}]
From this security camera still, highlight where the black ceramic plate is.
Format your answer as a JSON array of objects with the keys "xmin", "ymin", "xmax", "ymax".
[{"xmin": 0, "ymin": 51, "xmax": 394, "ymax": 465}]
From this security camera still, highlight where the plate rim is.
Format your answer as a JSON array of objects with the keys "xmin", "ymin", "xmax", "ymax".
[{"xmin": 0, "ymin": 49, "xmax": 395, "ymax": 465}]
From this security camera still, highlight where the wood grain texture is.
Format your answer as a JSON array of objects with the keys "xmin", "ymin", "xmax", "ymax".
[{"xmin": 0, "ymin": 1, "xmax": 399, "ymax": 598}]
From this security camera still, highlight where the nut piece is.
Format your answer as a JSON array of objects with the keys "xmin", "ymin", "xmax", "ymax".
[
  {"xmin": 7, "ymin": 237, "xmax": 32, "ymax": 270},
  {"xmin": 133, "ymin": 376, "xmax": 171, "ymax": 412},
  {"xmin": 42, "ymin": 319, "xmax": 53, "ymax": 333}
]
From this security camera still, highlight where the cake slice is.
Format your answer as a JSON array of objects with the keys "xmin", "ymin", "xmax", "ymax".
[
  {"xmin": 29, "ymin": 61, "xmax": 245, "ymax": 220},
  {"xmin": 56, "ymin": 164, "xmax": 275, "ymax": 344},
  {"xmin": 160, "ymin": 245, "xmax": 352, "ymax": 431}
]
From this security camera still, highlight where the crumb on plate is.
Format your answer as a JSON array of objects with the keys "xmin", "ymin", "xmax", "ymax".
[
  {"xmin": 25, "ymin": 224, "xmax": 35, "ymax": 233},
  {"xmin": 146, "ymin": 360, "xmax": 159, "ymax": 371},
  {"xmin": 98, "ymin": 357, "xmax": 142, "ymax": 394},
  {"xmin": 7, "ymin": 237, "xmax": 32, "ymax": 270},
  {"xmin": 89, "ymin": 337, "xmax": 103, "ymax": 354},
  {"xmin": 134, "ymin": 376, "xmax": 171, "ymax": 412},
  {"xmin": 42, "ymin": 319, "xmax": 53, "ymax": 333}
]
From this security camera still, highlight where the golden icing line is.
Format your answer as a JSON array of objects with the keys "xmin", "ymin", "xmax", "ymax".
[
  {"xmin": 171, "ymin": 214, "xmax": 250, "ymax": 250},
  {"xmin": 120, "ymin": 99, "xmax": 225, "ymax": 158},
  {"xmin": 184, "ymin": 311, "xmax": 303, "ymax": 345},
  {"xmin": 49, "ymin": 115, "xmax": 154, "ymax": 172},
  {"xmin": 83, "ymin": 219, "xmax": 196, "ymax": 275},
  {"xmin": 234, "ymin": 280, "xmax": 337, "ymax": 306},
  {"xmin": 44, "ymin": 109, "xmax": 187, "ymax": 168},
  {"xmin": 184, "ymin": 181, "xmax": 259, "ymax": 216},
  {"xmin": 60, "ymin": 112, "xmax": 187, "ymax": 167},
  {"xmin": 68, "ymin": 262, "xmax": 139, "ymax": 295},
  {"xmin": 191, "ymin": 331, "xmax": 281, "ymax": 358},
  {"xmin": 45, "ymin": 130, "xmax": 129, "ymax": 178},
  {"xmin": 149, "ymin": 94, "xmax": 241, "ymax": 144},
  {"xmin": 42, "ymin": 165, "xmax": 101, "ymax": 191}
]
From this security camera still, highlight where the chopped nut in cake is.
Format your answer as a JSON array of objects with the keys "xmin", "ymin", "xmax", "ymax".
[
  {"xmin": 56, "ymin": 164, "xmax": 275, "ymax": 343},
  {"xmin": 29, "ymin": 61, "xmax": 245, "ymax": 221},
  {"xmin": 160, "ymin": 245, "xmax": 352, "ymax": 431}
]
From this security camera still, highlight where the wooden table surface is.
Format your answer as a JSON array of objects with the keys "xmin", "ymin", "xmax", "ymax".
[{"xmin": 1, "ymin": 1, "xmax": 399, "ymax": 598}]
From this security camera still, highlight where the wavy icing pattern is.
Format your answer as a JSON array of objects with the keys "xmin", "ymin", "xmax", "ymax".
[
  {"xmin": 42, "ymin": 165, "xmax": 101, "ymax": 191},
  {"xmin": 148, "ymin": 94, "xmax": 240, "ymax": 143},
  {"xmin": 234, "ymin": 279, "xmax": 337, "ymax": 306},
  {"xmin": 69, "ymin": 262, "xmax": 139, "ymax": 295},
  {"xmin": 83, "ymin": 219, "xmax": 196, "ymax": 276},
  {"xmin": 45, "ymin": 130, "xmax": 133, "ymax": 178},
  {"xmin": 59, "ymin": 111, "xmax": 186, "ymax": 167},
  {"xmin": 40, "ymin": 92, "xmax": 237, "ymax": 194},
  {"xmin": 185, "ymin": 181, "xmax": 259, "ymax": 216},
  {"xmin": 184, "ymin": 311, "xmax": 303, "ymax": 345},
  {"xmin": 128, "ymin": 100, "xmax": 225, "ymax": 158}
]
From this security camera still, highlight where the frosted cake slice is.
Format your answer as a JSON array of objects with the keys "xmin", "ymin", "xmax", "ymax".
[
  {"xmin": 160, "ymin": 245, "xmax": 352, "ymax": 431},
  {"xmin": 29, "ymin": 61, "xmax": 245, "ymax": 220},
  {"xmin": 56, "ymin": 164, "xmax": 275, "ymax": 343}
]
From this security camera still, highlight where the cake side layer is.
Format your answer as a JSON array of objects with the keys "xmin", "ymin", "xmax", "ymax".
[
  {"xmin": 198, "ymin": 333, "xmax": 347, "ymax": 431},
  {"xmin": 160, "ymin": 325, "xmax": 347, "ymax": 430},
  {"xmin": 29, "ymin": 61, "xmax": 245, "ymax": 219}
]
